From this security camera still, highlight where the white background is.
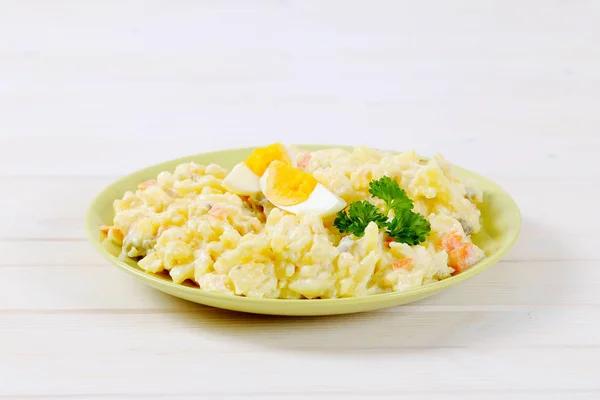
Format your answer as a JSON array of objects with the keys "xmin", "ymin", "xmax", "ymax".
[{"xmin": 1, "ymin": 1, "xmax": 599, "ymax": 399}]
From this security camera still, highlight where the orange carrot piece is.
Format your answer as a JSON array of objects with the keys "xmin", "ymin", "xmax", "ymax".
[
  {"xmin": 448, "ymin": 243, "xmax": 474, "ymax": 274},
  {"xmin": 392, "ymin": 258, "xmax": 414, "ymax": 270},
  {"xmin": 438, "ymin": 230, "xmax": 463, "ymax": 252}
]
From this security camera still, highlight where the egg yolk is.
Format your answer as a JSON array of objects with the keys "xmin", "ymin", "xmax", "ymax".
[
  {"xmin": 244, "ymin": 143, "xmax": 292, "ymax": 176},
  {"xmin": 265, "ymin": 161, "xmax": 318, "ymax": 206}
]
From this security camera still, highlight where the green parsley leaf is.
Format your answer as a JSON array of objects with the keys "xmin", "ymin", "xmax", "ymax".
[
  {"xmin": 369, "ymin": 176, "xmax": 413, "ymax": 213},
  {"xmin": 334, "ymin": 201, "xmax": 388, "ymax": 237},
  {"xmin": 386, "ymin": 209, "xmax": 431, "ymax": 245},
  {"xmin": 335, "ymin": 175, "xmax": 431, "ymax": 245}
]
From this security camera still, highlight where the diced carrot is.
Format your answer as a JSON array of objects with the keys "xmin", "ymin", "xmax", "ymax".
[
  {"xmin": 297, "ymin": 154, "xmax": 311, "ymax": 169},
  {"xmin": 448, "ymin": 243, "xmax": 474, "ymax": 274},
  {"xmin": 392, "ymin": 258, "xmax": 414, "ymax": 270},
  {"xmin": 138, "ymin": 179, "xmax": 157, "ymax": 190},
  {"xmin": 208, "ymin": 205, "xmax": 228, "ymax": 219},
  {"xmin": 438, "ymin": 230, "xmax": 463, "ymax": 252},
  {"xmin": 384, "ymin": 237, "xmax": 395, "ymax": 247}
]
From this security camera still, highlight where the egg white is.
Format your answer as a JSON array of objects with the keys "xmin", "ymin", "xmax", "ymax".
[
  {"xmin": 259, "ymin": 173, "xmax": 346, "ymax": 217},
  {"xmin": 221, "ymin": 162, "xmax": 261, "ymax": 195},
  {"xmin": 221, "ymin": 145, "xmax": 297, "ymax": 195}
]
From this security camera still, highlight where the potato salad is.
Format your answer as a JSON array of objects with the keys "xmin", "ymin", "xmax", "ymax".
[{"xmin": 101, "ymin": 144, "xmax": 485, "ymax": 299}]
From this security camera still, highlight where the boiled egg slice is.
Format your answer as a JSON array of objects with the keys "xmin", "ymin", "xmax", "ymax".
[
  {"xmin": 221, "ymin": 143, "xmax": 296, "ymax": 195},
  {"xmin": 259, "ymin": 161, "xmax": 346, "ymax": 217}
]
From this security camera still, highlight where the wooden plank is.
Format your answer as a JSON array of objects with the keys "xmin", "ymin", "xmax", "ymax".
[
  {"xmin": 3, "ymin": 308, "xmax": 600, "ymax": 350},
  {"xmin": 0, "ymin": 331, "xmax": 598, "ymax": 395},
  {"xmin": 7, "ymin": 394, "xmax": 598, "ymax": 400},
  {"xmin": 0, "ymin": 240, "xmax": 106, "ymax": 267},
  {"xmin": 0, "ymin": 176, "xmax": 113, "ymax": 240},
  {"xmin": 1, "ymin": 261, "xmax": 598, "ymax": 310},
  {"xmin": 1, "ymin": 135, "xmax": 599, "ymax": 181}
]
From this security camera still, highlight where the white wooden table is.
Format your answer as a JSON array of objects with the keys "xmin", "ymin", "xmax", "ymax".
[{"xmin": 1, "ymin": 1, "xmax": 599, "ymax": 398}]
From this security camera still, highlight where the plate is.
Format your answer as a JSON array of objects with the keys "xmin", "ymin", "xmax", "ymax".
[{"xmin": 85, "ymin": 145, "xmax": 521, "ymax": 316}]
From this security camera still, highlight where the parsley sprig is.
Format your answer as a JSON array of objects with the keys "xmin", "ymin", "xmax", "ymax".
[
  {"xmin": 333, "ymin": 201, "xmax": 388, "ymax": 237},
  {"xmin": 368, "ymin": 176, "xmax": 413, "ymax": 214},
  {"xmin": 385, "ymin": 209, "xmax": 431, "ymax": 245},
  {"xmin": 334, "ymin": 176, "xmax": 431, "ymax": 245}
]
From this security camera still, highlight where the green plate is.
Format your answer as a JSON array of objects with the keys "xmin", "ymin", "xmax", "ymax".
[{"xmin": 85, "ymin": 145, "xmax": 521, "ymax": 316}]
